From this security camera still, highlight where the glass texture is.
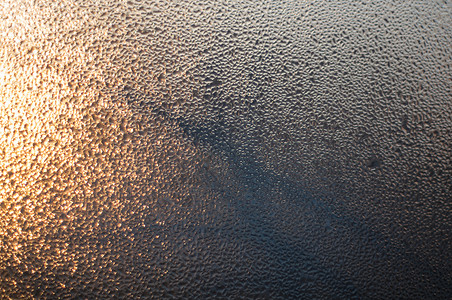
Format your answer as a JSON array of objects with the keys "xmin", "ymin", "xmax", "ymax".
[{"xmin": 0, "ymin": 0, "xmax": 451, "ymax": 299}]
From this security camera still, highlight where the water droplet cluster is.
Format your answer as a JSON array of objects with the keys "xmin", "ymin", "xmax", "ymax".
[{"xmin": 1, "ymin": 0, "xmax": 451, "ymax": 298}]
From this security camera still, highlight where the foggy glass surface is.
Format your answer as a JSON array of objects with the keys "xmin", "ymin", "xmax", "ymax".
[{"xmin": 0, "ymin": 0, "xmax": 451, "ymax": 299}]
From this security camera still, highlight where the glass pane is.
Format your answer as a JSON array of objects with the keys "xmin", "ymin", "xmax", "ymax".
[{"xmin": 1, "ymin": 0, "xmax": 451, "ymax": 298}]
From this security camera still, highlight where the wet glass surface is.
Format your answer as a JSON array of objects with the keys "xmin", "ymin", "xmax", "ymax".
[{"xmin": 0, "ymin": 0, "xmax": 451, "ymax": 299}]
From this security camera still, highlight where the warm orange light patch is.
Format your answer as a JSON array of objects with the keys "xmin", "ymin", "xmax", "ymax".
[{"xmin": 0, "ymin": 1, "xmax": 111, "ymax": 273}]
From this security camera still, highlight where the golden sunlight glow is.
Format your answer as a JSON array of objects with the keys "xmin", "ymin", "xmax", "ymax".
[
  {"xmin": 1, "ymin": 1, "xmax": 207, "ymax": 296},
  {"xmin": 0, "ymin": 0, "xmax": 112, "ymax": 276}
]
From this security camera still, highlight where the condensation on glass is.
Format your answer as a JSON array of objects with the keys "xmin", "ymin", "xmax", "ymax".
[{"xmin": 0, "ymin": 0, "xmax": 451, "ymax": 299}]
